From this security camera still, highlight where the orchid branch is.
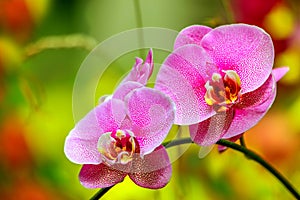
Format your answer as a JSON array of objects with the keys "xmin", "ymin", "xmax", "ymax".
[
  {"xmin": 90, "ymin": 186, "xmax": 113, "ymax": 200},
  {"xmin": 91, "ymin": 137, "xmax": 300, "ymax": 199},
  {"xmin": 239, "ymin": 135, "xmax": 247, "ymax": 148}
]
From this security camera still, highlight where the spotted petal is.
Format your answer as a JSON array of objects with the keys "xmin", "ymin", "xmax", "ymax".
[
  {"xmin": 201, "ymin": 24, "xmax": 274, "ymax": 93},
  {"xmin": 64, "ymin": 109, "xmax": 102, "ymax": 164},
  {"xmin": 222, "ymin": 74, "xmax": 276, "ymax": 139},
  {"xmin": 64, "ymin": 99, "xmax": 126, "ymax": 164},
  {"xmin": 79, "ymin": 163, "xmax": 127, "ymax": 188},
  {"xmin": 95, "ymin": 98, "xmax": 127, "ymax": 133},
  {"xmin": 125, "ymin": 87, "xmax": 175, "ymax": 155},
  {"xmin": 174, "ymin": 25, "xmax": 212, "ymax": 49},
  {"xmin": 155, "ymin": 45, "xmax": 216, "ymax": 125},
  {"xmin": 113, "ymin": 81, "xmax": 144, "ymax": 101},
  {"xmin": 129, "ymin": 145, "xmax": 172, "ymax": 189},
  {"xmin": 189, "ymin": 109, "xmax": 234, "ymax": 146}
]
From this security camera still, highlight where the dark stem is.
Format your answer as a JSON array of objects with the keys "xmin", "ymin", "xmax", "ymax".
[
  {"xmin": 239, "ymin": 135, "xmax": 247, "ymax": 148},
  {"xmin": 89, "ymin": 185, "xmax": 113, "ymax": 200},
  {"xmin": 133, "ymin": 0, "xmax": 145, "ymax": 57},
  {"xmin": 162, "ymin": 137, "xmax": 193, "ymax": 148},
  {"xmin": 90, "ymin": 138, "xmax": 300, "ymax": 199}
]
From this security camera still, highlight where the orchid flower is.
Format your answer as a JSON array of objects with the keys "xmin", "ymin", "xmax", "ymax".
[
  {"xmin": 155, "ymin": 24, "xmax": 288, "ymax": 146},
  {"xmin": 64, "ymin": 50, "xmax": 175, "ymax": 189}
]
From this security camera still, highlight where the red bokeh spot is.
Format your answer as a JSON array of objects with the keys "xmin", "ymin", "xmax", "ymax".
[{"xmin": 0, "ymin": 0, "xmax": 34, "ymax": 42}]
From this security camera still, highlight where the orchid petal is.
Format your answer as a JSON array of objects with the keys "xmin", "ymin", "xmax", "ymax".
[
  {"xmin": 129, "ymin": 145, "xmax": 172, "ymax": 189},
  {"xmin": 64, "ymin": 109, "xmax": 103, "ymax": 164},
  {"xmin": 113, "ymin": 81, "xmax": 144, "ymax": 101},
  {"xmin": 223, "ymin": 74, "xmax": 276, "ymax": 138},
  {"xmin": 155, "ymin": 45, "xmax": 215, "ymax": 125},
  {"xmin": 79, "ymin": 163, "xmax": 127, "ymax": 188},
  {"xmin": 272, "ymin": 67, "xmax": 289, "ymax": 82},
  {"xmin": 64, "ymin": 99, "xmax": 127, "ymax": 164},
  {"xmin": 189, "ymin": 109, "xmax": 234, "ymax": 146},
  {"xmin": 125, "ymin": 87, "xmax": 175, "ymax": 155},
  {"xmin": 201, "ymin": 24, "xmax": 274, "ymax": 93},
  {"xmin": 174, "ymin": 25, "xmax": 212, "ymax": 49},
  {"xmin": 95, "ymin": 98, "xmax": 127, "ymax": 133}
]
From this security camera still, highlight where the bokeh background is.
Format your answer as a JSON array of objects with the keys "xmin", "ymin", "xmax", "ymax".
[{"xmin": 0, "ymin": 0, "xmax": 300, "ymax": 199}]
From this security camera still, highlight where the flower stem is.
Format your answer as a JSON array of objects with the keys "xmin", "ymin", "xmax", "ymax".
[
  {"xmin": 162, "ymin": 137, "xmax": 193, "ymax": 148},
  {"xmin": 239, "ymin": 135, "xmax": 247, "ymax": 148},
  {"xmin": 133, "ymin": 0, "xmax": 145, "ymax": 58},
  {"xmin": 90, "ymin": 137, "xmax": 300, "ymax": 199},
  {"xmin": 89, "ymin": 185, "xmax": 113, "ymax": 200}
]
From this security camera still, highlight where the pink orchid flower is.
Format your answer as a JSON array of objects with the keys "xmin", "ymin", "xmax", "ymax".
[
  {"xmin": 64, "ymin": 50, "xmax": 175, "ymax": 189},
  {"xmin": 155, "ymin": 24, "xmax": 288, "ymax": 146}
]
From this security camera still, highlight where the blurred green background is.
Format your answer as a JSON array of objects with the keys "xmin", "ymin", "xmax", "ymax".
[{"xmin": 0, "ymin": 0, "xmax": 300, "ymax": 199}]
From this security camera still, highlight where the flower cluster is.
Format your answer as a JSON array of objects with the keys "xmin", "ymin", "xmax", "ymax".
[{"xmin": 64, "ymin": 24, "xmax": 288, "ymax": 189}]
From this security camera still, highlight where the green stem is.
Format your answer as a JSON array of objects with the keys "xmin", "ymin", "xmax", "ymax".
[
  {"xmin": 239, "ymin": 135, "xmax": 247, "ymax": 148},
  {"xmin": 133, "ymin": 0, "xmax": 145, "ymax": 57},
  {"xmin": 90, "ymin": 138, "xmax": 300, "ymax": 199},
  {"xmin": 162, "ymin": 137, "xmax": 193, "ymax": 148}
]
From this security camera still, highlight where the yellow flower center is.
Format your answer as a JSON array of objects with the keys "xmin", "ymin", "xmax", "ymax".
[
  {"xmin": 97, "ymin": 129, "xmax": 140, "ymax": 166},
  {"xmin": 204, "ymin": 70, "xmax": 241, "ymax": 112}
]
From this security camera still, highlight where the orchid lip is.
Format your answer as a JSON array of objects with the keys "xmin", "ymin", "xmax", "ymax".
[
  {"xmin": 204, "ymin": 70, "xmax": 242, "ymax": 112},
  {"xmin": 97, "ymin": 129, "xmax": 140, "ymax": 166}
]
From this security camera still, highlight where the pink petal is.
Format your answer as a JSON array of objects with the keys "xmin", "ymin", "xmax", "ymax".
[
  {"xmin": 98, "ymin": 95, "xmax": 111, "ymax": 104},
  {"xmin": 79, "ymin": 163, "xmax": 127, "ymax": 188},
  {"xmin": 272, "ymin": 67, "xmax": 289, "ymax": 82},
  {"xmin": 155, "ymin": 45, "xmax": 215, "ymax": 125},
  {"xmin": 64, "ymin": 137, "xmax": 102, "ymax": 165},
  {"xmin": 223, "ymin": 74, "xmax": 276, "ymax": 138},
  {"xmin": 201, "ymin": 24, "xmax": 274, "ymax": 93},
  {"xmin": 121, "ymin": 49, "xmax": 153, "ymax": 85},
  {"xmin": 129, "ymin": 145, "xmax": 172, "ymax": 189},
  {"xmin": 64, "ymin": 109, "xmax": 103, "ymax": 164},
  {"xmin": 113, "ymin": 81, "xmax": 144, "ymax": 101},
  {"xmin": 64, "ymin": 99, "xmax": 127, "ymax": 164},
  {"xmin": 145, "ymin": 48, "xmax": 154, "ymax": 76},
  {"xmin": 95, "ymin": 98, "xmax": 127, "ymax": 133},
  {"xmin": 189, "ymin": 109, "xmax": 234, "ymax": 146},
  {"xmin": 125, "ymin": 87, "xmax": 175, "ymax": 155},
  {"xmin": 174, "ymin": 25, "xmax": 212, "ymax": 49}
]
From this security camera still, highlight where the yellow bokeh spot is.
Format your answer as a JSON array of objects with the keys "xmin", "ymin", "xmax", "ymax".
[
  {"xmin": 263, "ymin": 4, "xmax": 295, "ymax": 40},
  {"xmin": 25, "ymin": 0, "xmax": 50, "ymax": 23},
  {"xmin": 276, "ymin": 47, "xmax": 300, "ymax": 84},
  {"xmin": 288, "ymin": 96, "xmax": 300, "ymax": 134},
  {"xmin": 0, "ymin": 37, "xmax": 22, "ymax": 70}
]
